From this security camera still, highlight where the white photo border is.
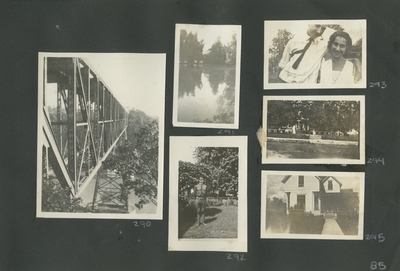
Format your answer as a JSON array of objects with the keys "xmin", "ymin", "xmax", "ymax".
[
  {"xmin": 172, "ymin": 24, "xmax": 242, "ymax": 129},
  {"xmin": 261, "ymin": 170, "xmax": 365, "ymax": 240},
  {"xmin": 168, "ymin": 136, "xmax": 248, "ymax": 252},
  {"xmin": 264, "ymin": 19, "xmax": 367, "ymax": 89},
  {"xmin": 36, "ymin": 52, "xmax": 165, "ymax": 220},
  {"xmin": 262, "ymin": 95, "xmax": 365, "ymax": 164}
]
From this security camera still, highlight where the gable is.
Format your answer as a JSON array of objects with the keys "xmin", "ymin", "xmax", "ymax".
[{"xmin": 281, "ymin": 175, "xmax": 319, "ymax": 191}]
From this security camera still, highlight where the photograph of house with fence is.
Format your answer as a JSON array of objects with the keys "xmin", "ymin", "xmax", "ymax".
[
  {"xmin": 261, "ymin": 171, "xmax": 364, "ymax": 240},
  {"xmin": 262, "ymin": 95, "xmax": 365, "ymax": 164},
  {"xmin": 169, "ymin": 136, "xmax": 247, "ymax": 252}
]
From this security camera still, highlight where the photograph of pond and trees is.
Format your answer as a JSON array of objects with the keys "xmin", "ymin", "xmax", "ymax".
[
  {"xmin": 262, "ymin": 96, "xmax": 365, "ymax": 164},
  {"xmin": 173, "ymin": 24, "xmax": 241, "ymax": 128}
]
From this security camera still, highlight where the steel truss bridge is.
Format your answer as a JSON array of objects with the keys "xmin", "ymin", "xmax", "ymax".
[{"xmin": 39, "ymin": 56, "xmax": 129, "ymax": 210}]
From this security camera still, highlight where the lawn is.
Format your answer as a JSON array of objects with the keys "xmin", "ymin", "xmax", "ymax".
[
  {"xmin": 289, "ymin": 210, "xmax": 325, "ymax": 234},
  {"xmin": 336, "ymin": 213, "xmax": 359, "ymax": 235},
  {"xmin": 267, "ymin": 141, "xmax": 359, "ymax": 159},
  {"xmin": 179, "ymin": 205, "xmax": 238, "ymax": 238}
]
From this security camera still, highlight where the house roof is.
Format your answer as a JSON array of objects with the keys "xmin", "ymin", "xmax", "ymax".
[
  {"xmin": 281, "ymin": 175, "xmax": 342, "ymax": 187},
  {"xmin": 281, "ymin": 175, "xmax": 292, "ymax": 183},
  {"xmin": 316, "ymin": 176, "xmax": 343, "ymax": 187}
]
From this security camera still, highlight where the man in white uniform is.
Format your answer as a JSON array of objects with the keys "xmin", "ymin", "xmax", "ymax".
[{"xmin": 278, "ymin": 24, "xmax": 335, "ymax": 84}]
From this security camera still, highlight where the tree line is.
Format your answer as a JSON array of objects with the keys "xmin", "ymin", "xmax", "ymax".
[
  {"xmin": 180, "ymin": 29, "xmax": 237, "ymax": 66},
  {"xmin": 267, "ymin": 100, "xmax": 360, "ymax": 133},
  {"xmin": 179, "ymin": 147, "xmax": 239, "ymax": 199}
]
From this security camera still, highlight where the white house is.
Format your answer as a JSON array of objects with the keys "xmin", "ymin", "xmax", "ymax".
[{"xmin": 281, "ymin": 175, "xmax": 342, "ymax": 215}]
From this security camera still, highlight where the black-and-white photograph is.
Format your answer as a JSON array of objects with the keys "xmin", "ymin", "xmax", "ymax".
[
  {"xmin": 173, "ymin": 24, "xmax": 242, "ymax": 129},
  {"xmin": 261, "ymin": 171, "xmax": 365, "ymax": 240},
  {"xmin": 264, "ymin": 20, "xmax": 366, "ymax": 89},
  {"xmin": 37, "ymin": 53, "xmax": 165, "ymax": 219},
  {"xmin": 262, "ymin": 96, "xmax": 365, "ymax": 164},
  {"xmin": 169, "ymin": 136, "xmax": 247, "ymax": 252}
]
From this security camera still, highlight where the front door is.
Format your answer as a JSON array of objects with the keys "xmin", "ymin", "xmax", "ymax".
[{"xmin": 297, "ymin": 195, "xmax": 305, "ymax": 210}]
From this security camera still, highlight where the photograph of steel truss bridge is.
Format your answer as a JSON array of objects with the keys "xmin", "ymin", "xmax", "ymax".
[{"xmin": 37, "ymin": 53, "xmax": 165, "ymax": 219}]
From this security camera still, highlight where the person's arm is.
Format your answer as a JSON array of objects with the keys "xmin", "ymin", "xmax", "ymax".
[
  {"xmin": 278, "ymin": 39, "xmax": 294, "ymax": 69},
  {"xmin": 321, "ymin": 26, "xmax": 336, "ymax": 41}
]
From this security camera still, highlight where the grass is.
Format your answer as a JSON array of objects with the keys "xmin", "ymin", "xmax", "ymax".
[
  {"xmin": 289, "ymin": 210, "xmax": 325, "ymax": 234},
  {"xmin": 266, "ymin": 211, "xmax": 289, "ymax": 233},
  {"xmin": 179, "ymin": 205, "xmax": 238, "ymax": 238},
  {"xmin": 267, "ymin": 141, "xmax": 359, "ymax": 159},
  {"xmin": 336, "ymin": 213, "xmax": 359, "ymax": 235}
]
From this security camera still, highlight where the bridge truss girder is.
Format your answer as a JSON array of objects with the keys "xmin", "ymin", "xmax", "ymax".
[{"xmin": 39, "ymin": 56, "xmax": 128, "ymax": 197}]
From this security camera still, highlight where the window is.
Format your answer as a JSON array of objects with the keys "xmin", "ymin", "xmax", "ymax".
[
  {"xmin": 298, "ymin": 176, "xmax": 304, "ymax": 187},
  {"xmin": 328, "ymin": 180, "xmax": 333, "ymax": 190}
]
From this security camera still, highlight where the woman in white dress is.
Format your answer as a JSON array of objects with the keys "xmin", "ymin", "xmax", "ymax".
[{"xmin": 320, "ymin": 31, "xmax": 360, "ymax": 84}]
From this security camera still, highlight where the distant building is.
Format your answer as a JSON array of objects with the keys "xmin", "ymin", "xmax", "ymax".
[{"xmin": 280, "ymin": 176, "xmax": 358, "ymax": 215}]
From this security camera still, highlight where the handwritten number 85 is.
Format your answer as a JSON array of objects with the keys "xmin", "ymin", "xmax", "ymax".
[{"xmin": 370, "ymin": 262, "xmax": 386, "ymax": 270}]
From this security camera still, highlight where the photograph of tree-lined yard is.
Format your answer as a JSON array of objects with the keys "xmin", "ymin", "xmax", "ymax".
[
  {"xmin": 175, "ymin": 24, "xmax": 240, "ymax": 125},
  {"xmin": 265, "ymin": 99, "xmax": 361, "ymax": 160},
  {"xmin": 178, "ymin": 147, "xmax": 239, "ymax": 239}
]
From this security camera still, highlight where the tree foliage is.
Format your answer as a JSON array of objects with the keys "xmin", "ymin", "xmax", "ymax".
[
  {"xmin": 267, "ymin": 100, "xmax": 360, "ymax": 133},
  {"xmin": 179, "ymin": 147, "xmax": 239, "ymax": 198},
  {"xmin": 269, "ymin": 29, "xmax": 293, "ymax": 73},
  {"xmin": 179, "ymin": 30, "xmax": 237, "ymax": 67},
  {"xmin": 103, "ymin": 119, "xmax": 159, "ymax": 207},
  {"xmin": 42, "ymin": 177, "xmax": 83, "ymax": 212},
  {"xmin": 180, "ymin": 29, "xmax": 204, "ymax": 66},
  {"xmin": 203, "ymin": 35, "xmax": 237, "ymax": 66}
]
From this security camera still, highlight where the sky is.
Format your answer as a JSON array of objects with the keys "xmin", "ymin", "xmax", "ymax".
[
  {"xmin": 265, "ymin": 20, "xmax": 365, "ymax": 48},
  {"xmin": 84, "ymin": 53, "xmax": 166, "ymax": 117},
  {"xmin": 46, "ymin": 53, "xmax": 166, "ymax": 117},
  {"xmin": 180, "ymin": 24, "xmax": 241, "ymax": 54},
  {"xmin": 178, "ymin": 146, "xmax": 196, "ymax": 163}
]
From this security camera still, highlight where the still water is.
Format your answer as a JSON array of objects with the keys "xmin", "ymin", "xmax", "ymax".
[{"xmin": 177, "ymin": 65, "xmax": 236, "ymax": 124}]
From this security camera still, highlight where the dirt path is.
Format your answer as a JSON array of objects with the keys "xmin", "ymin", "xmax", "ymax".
[
  {"xmin": 321, "ymin": 216, "xmax": 344, "ymax": 235},
  {"xmin": 181, "ymin": 205, "xmax": 238, "ymax": 239}
]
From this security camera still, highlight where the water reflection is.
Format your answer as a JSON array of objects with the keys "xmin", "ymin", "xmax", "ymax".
[{"xmin": 178, "ymin": 65, "xmax": 236, "ymax": 124}]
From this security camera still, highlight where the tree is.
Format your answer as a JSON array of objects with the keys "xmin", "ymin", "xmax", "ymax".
[
  {"xmin": 178, "ymin": 147, "xmax": 239, "ymax": 198},
  {"xmin": 193, "ymin": 147, "xmax": 239, "ymax": 197},
  {"xmin": 224, "ymin": 34, "xmax": 237, "ymax": 65},
  {"xmin": 180, "ymin": 30, "xmax": 204, "ymax": 66},
  {"xmin": 267, "ymin": 100, "xmax": 360, "ymax": 133},
  {"xmin": 269, "ymin": 29, "xmax": 293, "ymax": 75},
  {"xmin": 178, "ymin": 161, "xmax": 210, "ymax": 197},
  {"xmin": 203, "ymin": 37, "xmax": 226, "ymax": 65},
  {"xmin": 42, "ymin": 176, "xmax": 83, "ymax": 212},
  {"xmin": 103, "ymin": 120, "xmax": 159, "ymax": 208}
]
